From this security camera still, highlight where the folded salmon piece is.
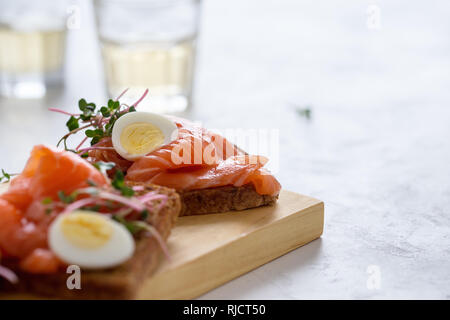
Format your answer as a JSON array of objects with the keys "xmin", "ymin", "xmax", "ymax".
[
  {"xmin": 125, "ymin": 118, "xmax": 281, "ymax": 197},
  {"xmin": 0, "ymin": 145, "xmax": 108, "ymax": 274},
  {"xmin": 128, "ymin": 155, "xmax": 280, "ymax": 196}
]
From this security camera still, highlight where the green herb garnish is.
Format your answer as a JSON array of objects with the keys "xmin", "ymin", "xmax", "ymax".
[
  {"xmin": 111, "ymin": 170, "xmax": 134, "ymax": 197},
  {"xmin": 66, "ymin": 116, "xmax": 79, "ymax": 131},
  {"xmin": 112, "ymin": 215, "xmax": 142, "ymax": 235},
  {"xmin": 0, "ymin": 169, "xmax": 11, "ymax": 183},
  {"xmin": 58, "ymin": 190, "xmax": 77, "ymax": 204},
  {"xmin": 295, "ymin": 106, "xmax": 312, "ymax": 119},
  {"xmin": 41, "ymin": 197, "xmax": 53, "ymax": 205},
  {"xmin": 51, "ymin": 89, "xmax": 148, "ymax": 152},
  {"xmin": 140, "ymin": 209, "xmax": 149, "ymax": 220},
  {"xmin": 80, "ymin": 205, "xmax": 102, "ymax": 212}
]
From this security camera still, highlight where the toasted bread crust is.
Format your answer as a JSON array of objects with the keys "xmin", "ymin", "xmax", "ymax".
[
  {"xmin": 178, "ymin": 184, "xmax": 279, "ymax": 216},
  {"xmin": 0, "ymin": 184, "xmax": 181, "ymax": 299}
]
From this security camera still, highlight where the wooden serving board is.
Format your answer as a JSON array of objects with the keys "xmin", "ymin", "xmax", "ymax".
[{"xmin": 0, "ymin": 183, "xmax": 323, "ymax": 299}]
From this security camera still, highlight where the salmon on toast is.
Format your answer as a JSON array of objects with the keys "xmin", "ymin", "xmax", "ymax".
[
  {"xmin": 49, "ymin": 93, "xmax": 281, "ymax": 216},
  {"xmin": 0, "ymin": 144, "xmax": 180, "ymax": 298}
]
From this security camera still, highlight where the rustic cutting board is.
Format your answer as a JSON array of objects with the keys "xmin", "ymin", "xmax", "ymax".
[{"xmin": 0, "ymin": 183, "xmax": 323, "ymax": 299}]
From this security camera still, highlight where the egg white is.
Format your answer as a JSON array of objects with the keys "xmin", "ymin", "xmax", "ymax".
[
  {"xmin": 111, "ymin": 111, "xmax": 178, "ymax": 161},
  {"xmin": 48, "ymin": 212, "xmax": 135, "ymax": 269}
]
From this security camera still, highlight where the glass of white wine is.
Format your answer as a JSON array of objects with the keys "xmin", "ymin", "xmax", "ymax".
[
  {"xmin": 0, "ymin": 0, "xmax": 68, "ymax": 98},
  {"xmin": 94, "ymin": 0, "xmax": 201, "ymax": 113}
]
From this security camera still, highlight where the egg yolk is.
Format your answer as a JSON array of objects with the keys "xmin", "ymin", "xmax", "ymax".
[
  {"xmin": 120, "ymin": 122, "xmax": 165, "ymax": 156},
  {"xmin": 61, "ymin": 212, "xmax": 113, "ymax": 249}
]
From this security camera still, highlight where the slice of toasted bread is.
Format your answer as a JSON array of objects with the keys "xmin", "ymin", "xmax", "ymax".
[
  {"xmin": 0, "ymin": 184, "xmax": 181, "ymax": 299},
  {"xmin": 178, "ymin": 184, "xmax": 279, "ymax": 216},
  {"xmin": 128, "ymin": 182, "xmax": 278, "ymax": 217}
]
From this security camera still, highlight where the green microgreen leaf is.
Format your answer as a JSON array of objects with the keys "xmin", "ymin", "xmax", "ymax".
[
  {"xmin": 112, "ymin": 170, "xmax": 134, "ymax": 197},
  {"xmin": 90, "ymin": 136, "xmax": 100, "ymax": 145},
  {"xmin": 112, "ymin": 170, "xmax": 124, "ymax": 188},
  {"xmin": 86, "ymin": 103, "xmax": 96, "ymax": 111},
  {"xmin": 66, "ymin": 116, "xmax": 79, "ymax": 131},
  {"xmin": 112, "ymin": 215, "xmax": 142, "ymax": 235},
  {"xmin": 79, "ymin": 113, "xmax": 91, "ymax": 121},
  {"xmin": 120, "ymin": 186, "xmax": 135, "ymax": 197},
  {"xmin": 80, "ymin": 205, "xmax": 101, "ymax": 212},
  {"xmin": 0, "ymin": 169, "xmax": 11, "ymax": 183},
  {"xmin": 295, "ymin": 106, "xmax": 312, "ymax": 119},
  {"xmin": 58, "ymin": 191, "xmax": 77, "ymax": 204},
  {"xmin": 53, "ymin": 90, "xmax": 148, "ymax": 152},
  {"xmin": 78, "ymin": 99, "xmax": 96, "ymax": 121},
  {"xmin": 41, "ymin": 197, "xmax": 53, "ymax": 205},
  {"xmin": 100, "ymin": 106, "xmax": 110, "ymax": 117},
  {"xmin": 85, "ymin": 129, "xmax": 95, "ymax": 137},
  {"xmin": 108, "ymin": 99, "xmax": 120, "ymax": 110},
  {"xmin": 78, "ymin": 98, "xmax": 87, "ymax": 111},
  {"xmin": 140, "ymin": 209, "xmax": 149, "ymax": 220}
]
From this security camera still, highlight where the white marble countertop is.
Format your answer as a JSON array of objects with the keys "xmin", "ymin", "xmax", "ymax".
[{"xmin": 0, "ymin": 0, "xmax": 449, "ymax": 299}]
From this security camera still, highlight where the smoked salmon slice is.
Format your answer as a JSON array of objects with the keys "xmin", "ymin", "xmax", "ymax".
[
  {"xmin": 24, "ymin": 145, "xmax": 107, "ymax": 200},
  {"xmin": 88, "ymin": 137, "xmax": 134, "ymax": 174},
  {"xmin": 0, "ymin": 145, "xmax": 107, "ymax": 274},
  {"xmin": 125, "ymin": 118, "xmax": 281, "ymax": 196},
  {"xmin": 87, "ymin": 115, "xmax": 281, "ymax": 196},
  {"xmin": 138, "ymin": 155, "xmax": 282, "ymax": 196},
  {"xmin": 88, "ymin": 116, "xmax": 241, "ymax": 176}
]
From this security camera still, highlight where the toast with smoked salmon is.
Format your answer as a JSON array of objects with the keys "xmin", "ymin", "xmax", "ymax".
[
  {"xmin": 88, "ymin": 116, "xmax": 281, "ymax": 215},
  {"xmin": 0, "ymin": 145, "xmax": 181, "ymax": 299},
  {"xmin": 48, "ymin": 95, "xmax": 281, "ymax": 216}
]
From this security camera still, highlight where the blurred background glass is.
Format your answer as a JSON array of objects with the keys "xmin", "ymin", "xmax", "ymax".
[
  {"xmin": 0, "ymin": 0, "xmax": 68, "ymax": 98},
  {"xmin": 94, "ymin": 0, "xmax": 201, "ymax": 113}
]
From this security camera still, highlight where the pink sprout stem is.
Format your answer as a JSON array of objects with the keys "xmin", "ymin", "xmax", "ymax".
[
  {"xmin": 115, "ymin": 88, "xmax": 129, "ymax": 101},
  {"xmin": 77, "ymin": 146, "xmax": 115, "ymax": 154},
  {"xmin": 98, "ymin": 191, "xmax": 146, "ymax": 212},
  {"xmin": 114, "ymin": 207, "xmax": 133, "ymax": 218},
  {"xmin": 61, "ymin": 198, "xmax": 99, "ymax": 215},
  {"xmin": 139, "ymin": 193, "xmax": 168, "ymax": 209},
  {"xmin": 120, "ymin": 89, "xmax": 149, "ymax": 113},
  {"xmin": 137, "ymin": 191, "xmax": 157, "ymax": 202},
  {"xmin": 0, "ymin": 265, "xmax": 18, "ymax": 284},
  {"xmin": 48, "ymin": 108, "xmax": 80, "ymax": 117},
  {"xmin": 135, "ymin": 222, "xmax": 171, "ymax": 261},
  {"xmin": 130, "ymin": 89, "xmax": 149, "ymax": 109},
  {"xmin": 157, "ymin": 197, "xmax": 168, "ymax": 211},
  {"xmin": 76, "ymin": 136, "xmax": 88, "ymax": 151}
]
